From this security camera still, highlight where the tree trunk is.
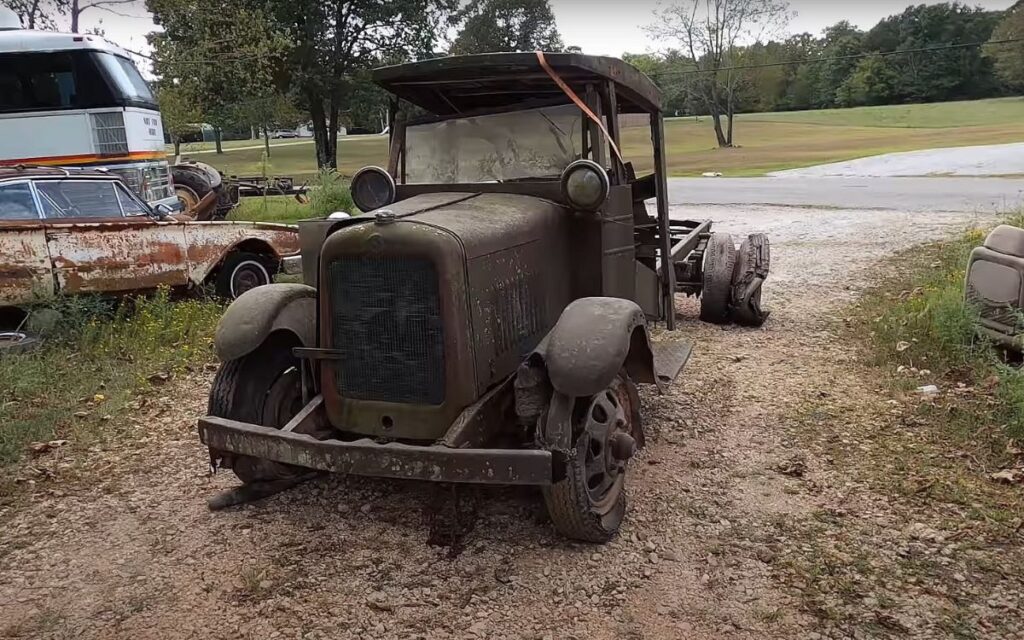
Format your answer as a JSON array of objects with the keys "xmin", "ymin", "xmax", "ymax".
[
  {"xmin": 70, "ymin": 0, "xmax": 80, "ymax": 33},
  {"xmin": 263, "ymin": 126, "xmax": 271, "ymax": 158},
  {"xmin": 308, "ymin": 93, "xmax": 332, "ymax": 169},
  {"xmin": 173, "ymin": 137, "xmax": 181, "ymax": 157},
  {"xmin": 327, "ymin": 99, "xmax": 340, "ymax": 170},
  {"xmin": 214, "ymin": 127, "xmax": 223, "ymax": 154},
  {"xmin": 708, "ymin": 83, "xmax": 729, "ymax": 148},
  {"xmin": 726, "ymin": 94, "xmax": 735, "ymax": 147}
]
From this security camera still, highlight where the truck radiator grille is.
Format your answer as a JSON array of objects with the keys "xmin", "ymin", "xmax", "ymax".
[{"xmin": 328, "ymin": 256, "xmax": 445, "ymax": 405}]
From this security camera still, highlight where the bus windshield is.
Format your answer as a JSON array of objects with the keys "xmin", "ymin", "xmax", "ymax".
[{"xmin": 93, "ymin": 52, "xmax": 156, "ymax": 106}]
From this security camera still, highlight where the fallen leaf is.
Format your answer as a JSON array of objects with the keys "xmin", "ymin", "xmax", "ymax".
[
  {"xmin": 989, "ymin": 469, "xmax": 1023, "ymax": 485},
  {"xmin": 896, "ymin": 341, "xmax": 911, "ymax": 352}
]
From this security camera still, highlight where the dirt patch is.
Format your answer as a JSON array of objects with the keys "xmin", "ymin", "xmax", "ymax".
[{"xmin": 1, "ymin": 204, "xmax": 1019, "ymax": 639}]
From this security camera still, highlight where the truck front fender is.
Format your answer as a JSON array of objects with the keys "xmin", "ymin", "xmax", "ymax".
[
  {"xmin": 539, "ymin": 297, "xmax": 660, "ymax": 398},
  {"xmin": 214, "ymin": 283, "xmax": 316, "ymax": 361}
]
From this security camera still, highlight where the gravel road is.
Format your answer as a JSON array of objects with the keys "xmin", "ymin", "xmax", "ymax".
[
  {"xmin": 1, "ymin": 203, "xmax": 1019, "ymax": 639},
  {"xmin": 769, "ymin": 142, "xmax": 1024, "ymax": 178}
]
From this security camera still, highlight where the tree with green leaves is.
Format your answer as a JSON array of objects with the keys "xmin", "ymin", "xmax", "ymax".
[
  {"xmin": 450, "ymin": 0, "xmax": 563, "ymax": 55},
  {"xmin": 647, "ymin": 0, "xmax": 791, "ymax": 148},
  {"xmin": 986, "ymin": 1, "xmax": 1024, "ymax": 90},
  {"xmin": 147, "ymin": 0, "xmax": 289, "ymax": 154},
  {"xmin": 233, "ymin": 91, "xmax": 304, "ymax": 158},
  {"xmin": 155, "ymin": 82, "xmax": 202, "ymax": 156},
  {"xmin": 268, "ymin": 0, "xmax": 457, "ymax": 169}
]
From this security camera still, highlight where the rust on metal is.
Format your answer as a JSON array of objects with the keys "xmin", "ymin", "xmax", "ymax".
[{"xmin": 199, "ymin": 415, "xmax": 553, "ymax": 486}]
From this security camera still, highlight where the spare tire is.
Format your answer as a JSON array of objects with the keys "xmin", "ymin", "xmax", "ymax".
[
  {"xmin": 699, "ymin": 232, "xmax": 736, "ymax": 324},
  {"xmin": 731, "ymin": 234, "xmax": 771, "ymax": 327}
]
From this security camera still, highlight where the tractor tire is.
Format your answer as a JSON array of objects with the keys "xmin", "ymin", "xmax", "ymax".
[
  {"xmin": 171, "ymin": 166, "xmax": 213, "ymax": 212},
  {"xmin": 172, "ymin": 165, "xmax": 234, "ymax": 220},
  {"xmin": 730, "ymin": 234, "xmax": 771, "ymax": 327},
  {"xmin": 543, "ymin": 376, "xmax": 639, "ymax": 543},
  {"xmin": 214, "ymin": 252, "xmax": 275, "ymax": 299},
  {"xmin": 207, "ymin": 334, "xmax": 307, "ymax": 484},
  {"xmin": 699, "ymin": 232, "xmax": 736, "ymax": 324}
]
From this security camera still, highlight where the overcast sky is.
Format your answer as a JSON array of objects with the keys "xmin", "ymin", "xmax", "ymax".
[{"xmin": 66, "ymin": 0, "xmax": 1020, "ymax": 64}]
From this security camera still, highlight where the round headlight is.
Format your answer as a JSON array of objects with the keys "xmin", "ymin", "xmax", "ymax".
[
  {"xmin": 351, "ymin": 166, "xmax": 396, "ymax": 213},
  {"xmin": 560, "ymin": 160, "xmax": 609, "ymax": 212}
]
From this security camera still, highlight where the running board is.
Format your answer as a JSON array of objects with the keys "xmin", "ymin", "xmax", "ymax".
[{"xmin": 652, "ymin": 340, "xmax": 693, "ymax": 386}]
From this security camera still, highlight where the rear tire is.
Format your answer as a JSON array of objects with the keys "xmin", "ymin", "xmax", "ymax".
[
  {"xmin": 215, "ymin": 252, "xmax": 274, "ymax": 299},
  {"xmin": 207, "ymin": 334, "xmax": 306, "ymax": 484},
  {"xmin": 699, "ymin": 232, "xmax": 736, "ymax": 324}
]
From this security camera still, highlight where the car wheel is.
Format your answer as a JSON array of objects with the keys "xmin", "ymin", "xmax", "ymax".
[
  {"xmin": 207, "ymin": 334, "xmax": 308, "ymax": 484},
  {"xmin": 699, "ymin": 232, "xmax": 736, "ymax": 324},
  {"xmin": 215, "ymin": 252, "xmax": 274, "ymax": 299},
  {"xmin": 543, "ymin": 375, "xmax": 640, "ymax": 543}
]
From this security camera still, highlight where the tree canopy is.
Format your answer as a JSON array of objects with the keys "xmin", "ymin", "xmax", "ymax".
[
  {"xmin": 450, "ymin": 0, "xmax": 563, "ymax": 55},
  {"xmin": 987, "ymin": 0, "xmax": 1024, "ymax": 90}
]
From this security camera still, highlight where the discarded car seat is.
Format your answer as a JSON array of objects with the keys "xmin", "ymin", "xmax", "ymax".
[{"xmin": 966, "ymin": 224, "xmax": 1024, "ymax": 348}]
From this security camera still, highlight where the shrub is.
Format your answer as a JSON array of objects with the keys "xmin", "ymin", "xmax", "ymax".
[{"xmin": 309, "ymin": 170, "xmax": 355, "ymax": 218}]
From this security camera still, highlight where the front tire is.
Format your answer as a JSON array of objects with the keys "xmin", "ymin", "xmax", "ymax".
[
  {"xmin": 207, "ymin": 334, "xmax": 307, "ymax": 483},
  {"xmin": 543, "ymin": 376, "xmax": 640, "ymax": 543},
  {"xmin": 700, "ymin": 232, "xmax": 736, "ymax": 324}
]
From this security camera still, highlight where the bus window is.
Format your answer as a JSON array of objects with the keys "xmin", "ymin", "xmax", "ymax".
[{"xmin": 0, "ymin": 51, "xmax": 126, "ymax": 113}]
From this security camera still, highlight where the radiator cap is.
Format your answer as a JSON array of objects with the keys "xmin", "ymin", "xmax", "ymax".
[{"xmin": 374, "ymin": 209, "xmax": 396, "ymax": 225}]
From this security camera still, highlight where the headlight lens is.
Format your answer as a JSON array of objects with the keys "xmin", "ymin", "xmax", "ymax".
[
  {"xmin": 560, "ymin": 160, "xmax": 609, "ymax": 211},
  {"xmin": 351, "ymin": 166, "xmax": 396, "ymax": 213}
]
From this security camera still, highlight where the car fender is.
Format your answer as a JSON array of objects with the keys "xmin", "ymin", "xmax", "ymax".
[
  {"xmin": 537, "ymin": 297, "xmax": 660, "ymax": 398},
  {"xmin": 214, "ymin": 283, "xmax": 316, "ymax": 361},
  {"xmin": 184, "ymin": 222, "xmax": 300, "ymax": 285}
]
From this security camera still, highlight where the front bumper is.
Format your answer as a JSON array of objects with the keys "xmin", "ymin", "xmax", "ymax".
[{"xmin": 199, "ymin": 416, "xmax": 553, "ymax": 485}]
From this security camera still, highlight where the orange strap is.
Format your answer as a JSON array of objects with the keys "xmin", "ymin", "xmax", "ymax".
[{"xmin": 536, "ymin": 50, "xmax": 624, "ymax": 164}]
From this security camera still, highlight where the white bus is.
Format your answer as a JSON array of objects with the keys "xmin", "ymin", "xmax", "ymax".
[{"xmin": 0, "ymin": 9, "xmax": 179, "ymax": 210}]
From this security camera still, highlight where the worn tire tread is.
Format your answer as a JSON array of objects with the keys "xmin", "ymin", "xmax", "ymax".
[{"xmin": 700, "ymin": 232, "xmax": 736, "ymax": 324}]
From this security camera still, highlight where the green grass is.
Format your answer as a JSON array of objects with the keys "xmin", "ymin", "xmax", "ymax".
[
  {"xmin": 741, "ymin": 96, "xmax": 1024, "ymax": 128},
  {"xmin": 855, "ymin": 212, "xmax": 1024, "ymax": 448},
  {"xmin": 175, "ymin": 97, "xmax": 1024, "ymax": 179},
  {"xmin": 229, "ymin": 172, "xmax": 355, "ymax": 224},
  {"xmin": 0, "ymin": 292, "xmax": 221, "ymax": 468}
]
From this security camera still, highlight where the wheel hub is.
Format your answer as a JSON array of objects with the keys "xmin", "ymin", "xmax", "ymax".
[{"xmin": 582, "ymin": 388, "xmax": 631, "ymax": 510}]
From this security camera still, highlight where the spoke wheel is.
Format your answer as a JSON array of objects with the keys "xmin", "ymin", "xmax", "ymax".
[{"xmin": 543, "ymin": 376, "xmax": 639, "ymax": 542}]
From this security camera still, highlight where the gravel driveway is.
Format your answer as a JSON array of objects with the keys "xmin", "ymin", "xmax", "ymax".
[{"xmin": 0, "ymin": 203, "xmax": 1018, "ymax": 639}]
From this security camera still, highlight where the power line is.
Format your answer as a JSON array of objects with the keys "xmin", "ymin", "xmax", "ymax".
[{"xmin": 644, "ymin": 37, "xmax": 1024, "ymax": 80}]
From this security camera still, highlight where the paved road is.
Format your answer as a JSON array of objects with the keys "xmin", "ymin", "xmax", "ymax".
[{"xmin": 667, "ymin": 176, "xmax": 1024, "ymax": 213}]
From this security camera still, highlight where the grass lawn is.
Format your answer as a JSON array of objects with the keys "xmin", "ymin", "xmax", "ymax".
[{"xmin": 174, "ymin": 97, "xmax": 1024, "ymax": 179}]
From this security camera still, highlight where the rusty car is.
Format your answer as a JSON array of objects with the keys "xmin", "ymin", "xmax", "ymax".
[
  {"xmin": 197, "ymin": 52, "xmax": 770, "ymax": 542},
  {"xmin": 0, "ymin": 166, "xmax": 301, "ymax": 348}
]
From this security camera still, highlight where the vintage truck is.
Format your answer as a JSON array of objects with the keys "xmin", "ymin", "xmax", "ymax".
[{"xmin": 198, "ymin": 52, "xmax": 770, "ymax": 542}]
